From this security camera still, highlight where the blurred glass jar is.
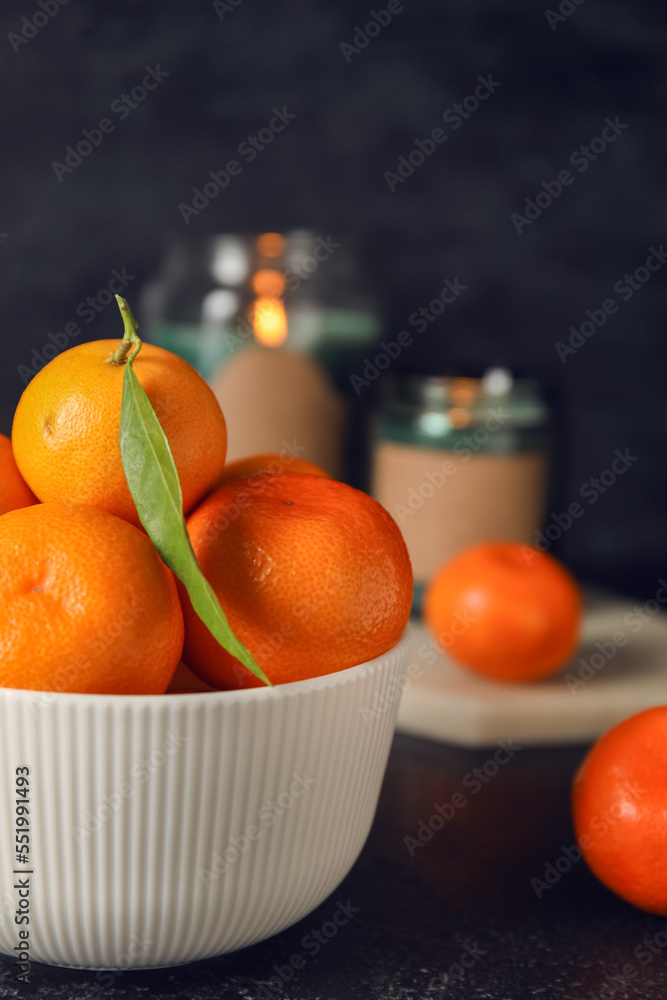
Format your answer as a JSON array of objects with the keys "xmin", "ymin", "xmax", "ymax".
[
  {"xmin": 141, "ymin": 232, "xmax": 380, "ymax": 479},
  {"xmin": 370, "ymin": 370, "xmax": 552, "ymax": 610},
  {"xmin": 141, "ymin": 231, "xmax": 380, "ymax": 385}
]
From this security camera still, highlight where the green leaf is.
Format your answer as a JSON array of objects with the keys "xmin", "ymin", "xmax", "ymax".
[{"xmin": 119, "ymin": 357, "xmax": 271, "ymax": 687}]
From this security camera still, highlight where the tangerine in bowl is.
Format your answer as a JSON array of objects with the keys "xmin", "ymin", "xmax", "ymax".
[{"xmin": 0, "ymin": 308, "xmax": 414, "ymax": 969}]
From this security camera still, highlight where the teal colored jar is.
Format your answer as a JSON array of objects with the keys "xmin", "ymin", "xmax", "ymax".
[{"xmin": 370, "ymin": 371, "xmax": 552, "ymax": 611}]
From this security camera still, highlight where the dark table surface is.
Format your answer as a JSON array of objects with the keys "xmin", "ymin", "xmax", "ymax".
[{"xmin": 2, "ymin": 732, "xmax": 665, "ymax": 1000}]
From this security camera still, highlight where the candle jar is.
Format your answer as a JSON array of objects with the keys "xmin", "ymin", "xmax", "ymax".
[
  {"xmin": 141, "ymin": 232, "xmax": 380, "ymax": 385},
  {"xmin": 141, "ymin": 232, "xmax": 380, "ymax": 479},
  {"xmin": 370, "ymin": 371, "xmax": 552, "ymax": 611}
]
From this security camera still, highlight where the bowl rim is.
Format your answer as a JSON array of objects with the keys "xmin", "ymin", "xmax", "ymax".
[{"xmin": 0, "ymin": 632, "xmax": 409, "ymax": 708}]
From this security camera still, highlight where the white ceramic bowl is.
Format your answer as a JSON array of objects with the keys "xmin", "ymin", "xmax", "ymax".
[{"xmin": 0, "ymin": 638, "xmax": 407, "ymax": 970}]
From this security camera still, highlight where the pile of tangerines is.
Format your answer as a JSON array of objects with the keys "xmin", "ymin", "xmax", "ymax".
[
  {"xmin": 0, "ymin": 329, "xmax": 412, "ymax": 696},
  {"xmin": 0, "ymin": 302, "xmax": 664, "ymax": 918}
]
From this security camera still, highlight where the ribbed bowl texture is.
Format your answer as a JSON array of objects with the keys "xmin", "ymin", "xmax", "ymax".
[{"xmin": 0, "ymin": 638, "xmax": 407, "ymax": 969}]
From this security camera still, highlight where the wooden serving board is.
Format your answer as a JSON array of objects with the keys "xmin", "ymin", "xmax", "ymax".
[{"xmin": 395, "ymin": 589, "xmax": 667, "ymax": 747}]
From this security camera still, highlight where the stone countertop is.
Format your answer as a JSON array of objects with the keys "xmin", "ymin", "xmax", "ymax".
[{"xmin": 2, "ymin": 732, "xmax": 665, "ymax": 999}]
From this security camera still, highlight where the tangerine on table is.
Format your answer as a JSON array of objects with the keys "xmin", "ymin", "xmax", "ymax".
[
  {"xmin": 178, "ymin": 473, "xmax": 413, "ymax": 688},
  {"xmin": 0, "ymin": 502, "xmax": 183, "ymax": 694},
  {"xmin": 423, "ymin": 541, "xmax": 581, "ymax": 682},
  {"xmin": 0, "ymin": 433, "xmax": 37, "ymax": 515},
  {"xmin": 572, "ymin": 706, "xmax": 667, "ymax": 915},
  {"xmin": 12, "ymin": 340, "xmax": 227, "ymax": 528}
]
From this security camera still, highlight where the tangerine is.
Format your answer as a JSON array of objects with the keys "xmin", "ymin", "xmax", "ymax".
[
  {"xmin": 0, "ymin": 502, "xmax": 183, "ymax": 694},
  {"xmin": 12, "ymin": 339, "xmax": 227, "ymax": 528},
  {"xmin": 572, "ymin": 706, "xmax": 667, "ymax": 915},
  {"xmin": 423, "ymin": 541, "xmax": 581, "ymax": 682},
  {"xmin": 178, "ymin": 473, "xmax": 413, "ymax": 687},
  {"xmin": 215, "ymin": 452, "xmax": 328, "ymax": 487},
  {"xmin": 0, "ymin": 433, "xmax": 37, "ymax": 515}
]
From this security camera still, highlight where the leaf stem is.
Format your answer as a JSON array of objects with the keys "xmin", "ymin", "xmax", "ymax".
[{"xmin": 106, "ymin": 295, "xmax": 142, "ymax": 365}]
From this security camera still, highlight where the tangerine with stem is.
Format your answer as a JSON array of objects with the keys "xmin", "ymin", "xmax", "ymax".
[{"xmin": 12, "ymin": 297, "xmax": 228, "ymax": 528}]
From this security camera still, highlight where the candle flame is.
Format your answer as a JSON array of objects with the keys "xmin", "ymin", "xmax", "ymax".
[
  {"xmin": 252, "ymin": 296, "xmax": 288, "ymax": 347},
  {"xmin": 257, "ymin": 232, "xmax": 285, "ymax": 258}
]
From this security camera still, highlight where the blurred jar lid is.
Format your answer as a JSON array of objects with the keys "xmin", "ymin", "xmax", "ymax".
[{"xmin": 381, "ymin": 368, "xmax": 551, "ymax": 429}]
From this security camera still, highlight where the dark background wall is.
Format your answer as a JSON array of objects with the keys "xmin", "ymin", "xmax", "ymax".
[{"xmin": 0, "ymin": 0, "xmax": 665, "ymax": 598}]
